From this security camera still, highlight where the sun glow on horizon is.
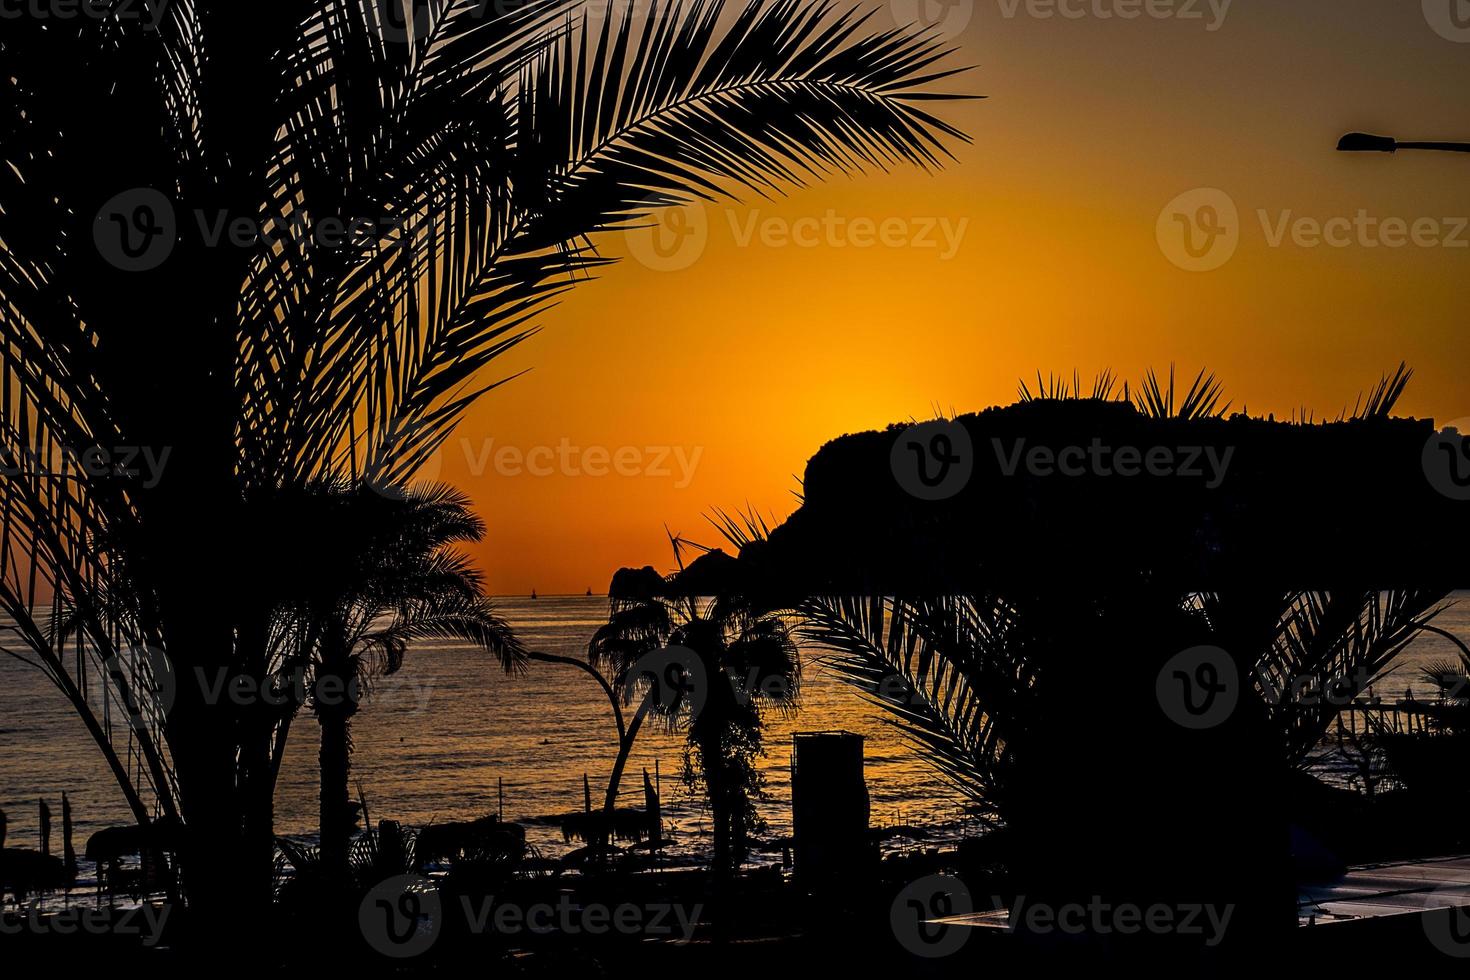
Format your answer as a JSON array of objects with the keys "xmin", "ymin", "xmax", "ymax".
[{"xmin": 445, "ymin": 2, "xmax": 1470, "ymax": 595}]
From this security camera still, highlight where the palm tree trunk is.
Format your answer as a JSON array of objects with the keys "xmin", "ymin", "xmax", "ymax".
[
  {"xmin": 601, "ymin": 699, "xmax": 651, "ymax": 840},
  {"xmin": 699, "ymin": 728, "xmax": 733, "ymax": 883},
  {"xmin": 318, "ymin": 699, "xmax": 354, "ymax": 884}
]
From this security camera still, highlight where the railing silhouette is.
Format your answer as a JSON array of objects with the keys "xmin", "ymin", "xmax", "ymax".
[{"xmin": 1329, "ymin": 695, "xmax": 1448, "ymax": 739}]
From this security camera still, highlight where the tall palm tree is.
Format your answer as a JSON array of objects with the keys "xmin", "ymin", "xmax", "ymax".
[
  {"xmin": 269, "ymin": 482, "xmax": 525, "ymax": 882},
  {"xmin": 0, "ymin": 0, "xmax": 968, "ymax": 918},
  {"xmin": 592, "ymin": 540, "xmax": 799, "ymax": 880}
]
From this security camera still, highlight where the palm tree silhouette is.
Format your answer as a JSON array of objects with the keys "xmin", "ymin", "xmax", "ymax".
[
  {"xmin": 592, "ymin": 540, "xmax": 799, "ymax": 881},
  {"xmin": 268, "ymin": 482, "xmax": 525, "ymax": 882},
  {"xmin": 793, "ymin": 368, "xmax": 1451, "ymax": 947},
  {"xmin": 0, "ymin": 0, "xmax": 967, "ymax": 920}
]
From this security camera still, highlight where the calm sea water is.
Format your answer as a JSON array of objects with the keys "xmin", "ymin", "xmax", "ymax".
[{"xmin": 3, "ymin": 594, "xmax": 1467, "ymax": 880}]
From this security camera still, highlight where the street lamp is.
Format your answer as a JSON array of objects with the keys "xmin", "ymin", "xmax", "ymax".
[{"xmin": 1337, "ymin": 132, "xmax": 1470, "ymax": 154}]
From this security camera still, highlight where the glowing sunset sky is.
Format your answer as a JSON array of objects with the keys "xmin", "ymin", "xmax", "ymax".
[{"xmin": 443, "ymin": 1, "xmax": 1470, "ymax": 595}]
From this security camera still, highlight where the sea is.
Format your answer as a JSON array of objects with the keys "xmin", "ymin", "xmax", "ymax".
[{"xmin": 2, "ymin": 594, "xmax": 1467, "ymax": 891}]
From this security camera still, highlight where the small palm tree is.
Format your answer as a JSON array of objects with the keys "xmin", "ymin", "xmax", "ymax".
[
  {"xmin": 273, "ymin": 482, "xmax": 526, "ymax": 881},
  {"xmin": 1419, "ymin": 623, "xmax": 1470, "ymax": 734},
  {"xmin": 591, "ymin": 540, "xmax": 799, "ymax": 880}
]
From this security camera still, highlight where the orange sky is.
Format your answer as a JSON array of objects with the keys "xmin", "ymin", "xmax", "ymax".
[{"xmin": 440, "ymin": 1, "xmax": 1470, "ymax": 595}]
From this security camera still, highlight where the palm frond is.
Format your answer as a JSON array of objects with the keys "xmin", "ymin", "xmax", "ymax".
[
  {"xmin": 798, "ymin": 595, "xmax": 1025, "ymax": 823},
  {"xmin": 1134, "ymin": 365, "xmax": 1230, "ymax": 420},
  {"xmin": 1353, "ymin": 362, "xmax": 1413, "ymax": 421}
]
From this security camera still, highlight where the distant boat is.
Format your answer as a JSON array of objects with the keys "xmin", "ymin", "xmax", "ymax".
[
  {"xmin": 530, "ymin": 588, "xmax": 537, "ymax": 600},
  {"xmin": 585, "ymin": 587, "xmax": 593, "ymax": 597}
]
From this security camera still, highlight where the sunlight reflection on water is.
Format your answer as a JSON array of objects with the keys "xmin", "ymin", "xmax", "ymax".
[{"xmin": 2, "ymin": 594, "xmax": 1465, "ymax": 872}]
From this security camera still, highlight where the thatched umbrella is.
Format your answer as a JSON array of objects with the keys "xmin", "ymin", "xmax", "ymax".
[{"xmin": 0, "ymin": 849, "xmax": 68, "ymax": 899}]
